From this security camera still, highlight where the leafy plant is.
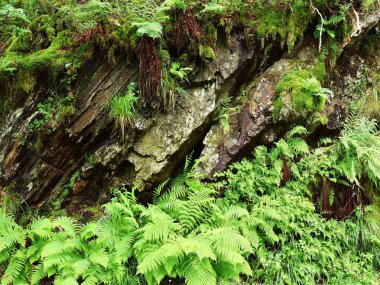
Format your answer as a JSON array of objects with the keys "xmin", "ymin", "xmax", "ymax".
[
  {"xmin": 0, "ymin": 4, "xmax": 29, "ymax": 41},
  {"xmin": 1, "ymin": 121, "xmax": 380, "ymax": 284},
  {"xmin": 132, "ymin": 21, "xmax": 163, "ymax": 39},
  {"xmin": 161, "ymin": 61, "xmax": 191, "ymax": 111},
  {"xmin": 27, "ymin": 95, "xmax": 75, "ymax": 134},
  {"xmin": 110, "ymin": 82, "xmax": 139, "ymax": 141}
]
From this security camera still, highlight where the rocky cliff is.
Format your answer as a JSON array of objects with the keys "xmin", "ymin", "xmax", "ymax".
[{"xmin": 0, "ymin": 4, "xmax": 379, "ymax": 215}]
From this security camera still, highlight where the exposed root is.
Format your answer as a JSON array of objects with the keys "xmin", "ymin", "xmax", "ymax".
[
  {"xmin": 319, "ymin": 179, "xmax": 364, "ymax": 220},
  {"xmin": 280, "ymin": 158, "xmax": 292, "ymax": 187},
  {"xmin": 325, "ymin": 48, "xmax": 332, "ymax": 75},
  {"xmin": 137, "ymin": 36, "xmax": 162, "ymax": 107},
  {"xmin": 171, "ymin": 8, "xmax": 202, "ymax": 54},
  {"xmin": 77, "ymin": 24, "xmax": 105, "ymax": 43}
]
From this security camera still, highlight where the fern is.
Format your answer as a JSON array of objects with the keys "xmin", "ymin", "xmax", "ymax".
[
  {"xmin": 132, "ymin": 21, "xmax": 163, "ymax": 39},
  {"xmin": 1, "ymin": 123, "xmax": 380, "ymax": 284}
]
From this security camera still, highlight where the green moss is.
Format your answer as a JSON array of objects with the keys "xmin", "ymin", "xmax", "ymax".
[
  {"xmin": 30, "ymin": 14, "xmax": 56, "ymax": 48},
  {"xmin": 204, "ymin": 23, "xmax": 217, "ymax": 42},
  {"xmin": 273, "ymin": 69, "xmax": 327, "ymax": 122},
  {"xmin": 253, "ymin": 1, "xmax": 311, "ymax": 49},
  {"xmin": 199, "ymin": 44, "xmax": 216, "ymax": 63},
  {"xmin": 0, "ymin": 30, "xmax": 94, "ymax": 91},
  {"xmin": 272, "ymin": 94, "xmax": 285, "ymax": 122},
  {"xmin": 0, "ymin": 96, "xmax": 12, "ymax": 115},
  {"xmin": 6, "ymin": 32, "xmax": 32, "ymax": 53},
  {"xmin": 13, "ymin": 69, "xmax": 36, "ymax": 93},
  {"xmin": 0, "ymin": 34, "xmax": 65, "ymax": 75},
  {"xmin": 313, "ymin": 61, "xmax": 327, "ymax": 82},
  {"xmin": 56, "ymin": 105, "xmax": 75, "ymax": 123},
  {"xmin": 160, "ymin": 49, "xmax": 171, "ymax": 65}
]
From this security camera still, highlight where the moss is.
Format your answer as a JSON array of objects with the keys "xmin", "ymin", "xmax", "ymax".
[
  {"xmin": 253, "ymin": 1, "xmax": 311, "ymax": 49},
  {"xmin": 0, "ymin": 30, "xmax": 94, "ymax": 93},
  {"xmin": 273, "ymin": 69, "xmax": 326, "ymax": 122},
  {"xmin": 12, "ymin": 70, "xmax": 36, "ymax": 93},
  {"xmin": 30, "ymin": 14, "xmax": 56, "ymax": 48},
  {"xmin": 313, "ymin": 61, "xmax": 327, "ymax": 82},
  {"xmin": 160, "ymin": 49, "xmax": 171, "ymax": 65},
  {"xmin": 307, "ymin": 113, "xmax": 328, "ymax": 127},
  {"xmin": 30, "ymin": 15, "xmax": 55, "ymax": 34},
  {"xmin": 56, "ymin": 104, "xmax": 75, "ymax": 123},
  {"xmin": 272, "ymin": 94, "xmax": 285, "ymax": 122},
  {"xmin": 0, "ymin": 96, "xmax": 12, "ymax": 115},
  {"xmin": 204, "ymin": 23, "xmax": 217, "ymax": 42},
  {"xmin": 199, "ymin": 44, "xmax": 216, "ymax": 63},
  {"xmin": 0, "ymin": 34, "xmax": 65, "ymax": 75},
  {"xmin": 178, "ymin": 53, "xmax": 189, "ymax": 65},
  {"xmin": 6, "ymin": 32, "xmax": 32, "ymax": 53}
]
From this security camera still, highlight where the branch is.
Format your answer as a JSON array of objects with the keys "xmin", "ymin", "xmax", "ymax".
[
  {"xmin": 310, "ymin": 0, "xmax": 325, "ymax": 52},
  {"xmin": 350, "ymin": 7, "xmax": 362, "ymax": 37}
]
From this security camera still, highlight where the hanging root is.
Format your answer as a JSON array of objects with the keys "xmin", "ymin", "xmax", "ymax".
[
  {"xmin": 172, "ymin": 8, "xmax": 202, "ymax": 53},
  {"xmin": 280, "ymin": 158, "xmax": 292, "ymax": 187},
  {"xmin": 319, "ymin": 180, "xmax": 364, "ymax": 220},
  {"xmin": 77, "ymin": 24, "xmax": 105, "ymax": 43},
  {"xmin": 137, "ymin": 36, "xmax": 162, "ymax": 107},
  {"xmin": 325, "ymin": 48, "xmax": 332, "ymax": 75}
]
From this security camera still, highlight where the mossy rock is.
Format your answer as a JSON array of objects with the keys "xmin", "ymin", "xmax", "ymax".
[
  {"xmin": 199, "ymin": 45, "xmax": 216, "ymax": 63},
  {"xmin": 273, "ymin": 69, "xmax": 328, "ymax": 123}
]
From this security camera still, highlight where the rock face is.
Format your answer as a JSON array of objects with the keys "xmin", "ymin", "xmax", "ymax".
[{"xmin": 0, "ymin": 20, "xmax": 378, "ymax": 213}]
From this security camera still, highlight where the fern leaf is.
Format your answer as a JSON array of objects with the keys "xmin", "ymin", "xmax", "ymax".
[{"xmin": 2, "ymin": 250, "xmax": 26, "ymax": 285}]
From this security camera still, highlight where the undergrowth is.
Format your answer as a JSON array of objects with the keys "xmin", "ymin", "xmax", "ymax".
[{"xmin": 1, "ymin": 116, "xmax": 380, "ymax": 285}]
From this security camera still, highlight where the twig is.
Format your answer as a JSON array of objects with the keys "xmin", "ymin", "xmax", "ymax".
[
  {"xmin": 310, "ymin": 0, "xmax": 325, "ymax": 52},
  {"xmin": 350, "ymin": 7, "xmax": 362, "ymax": 37}
]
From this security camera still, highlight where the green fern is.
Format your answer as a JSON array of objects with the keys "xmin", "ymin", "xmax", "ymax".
[{"xmin": 132, "ymin": 21, "xmax": 163, "ymax": 39}]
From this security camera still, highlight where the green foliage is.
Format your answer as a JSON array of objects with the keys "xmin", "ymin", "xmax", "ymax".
[
  {"xmin": 0, "ymin": 0, "xmax": 367, "ymax": 117},
  {"xmin": 51, "ymin": 170, "xmax": 80, "ymax": 213},
  {"xmin": 253, "ymin": 0, "xmax": 311, "ymax": 49},
  {"xmin": 314, "ymin": 3, "xmax": 350, "ymax": 43},
  {"xmin": 160, "ymin": 61, "xmax": 191, "ymax": 111},
  {"xmin": 0, "ymin": 208, "xmax": 142, "ymax": 285},
  {"xmin": 335, "ymin": 115, "xmax": 380, "ymax": 185},
  {"xmin": 0, "ymin": 0, "xmax": 361, "ymax": 78},
  {"xmin": 163, "ymin": 0, "xmax": 187, "ymax": 11},
  {"xmin": 132, "ymin": 21, "xmax": 163, "ymax": 39},
  {"xmin": 27, "ymin": 95, "xmax": 75, "ymax": 133},
  {"xmin": 273, "ymin": 69, "xmax": 332, "ymax": 123},
  {"xmin": 0, "ymin": 4, "xmax": 29, "ymax": 43},
  {"xmin": 0, "ymin": 2, "xmax": 379, "ymax": 284},
  {"xmin": 58, "ymin": 0, "xmax": 112, "ymax": 33},
  {"xmin": 110, "ymin": 82, "xmax": 139, "ymax": 141},
  {"xmin": 217, "ymin": 96, "xmax": 239, "ymax": 133},
  {"xmin": 361, "ymin": 0, "xmax": 380, "ymax": 11},
  {"xmin": 1, "ymin": 120, "xmax": 380, "ymax": 284}
]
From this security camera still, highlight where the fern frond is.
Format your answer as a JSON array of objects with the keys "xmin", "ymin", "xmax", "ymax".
[
  {"xmin": 2, "ymin": 250, "xmax": 27, "ymax": 285},
  {"xmin": 52, "ymin": 217, "xmax": 80, "ymax": 237},
  {"xmin": 30, "ymin": 263, "xmax": 46, "ymax": 285},
  {"xmin": 287, "ymin": 126, "xmax": 308, "ymax": 138},
  {"xmin": 183, "ymin": 258, "xmax": 216, "ymax": 285},
  {"xmin": 153, "ymin": 179, "xmax": 169, "ymax": 202},
  {"xmin": 137, "ymin": 241, "xmax": 183, "ymax": 274}
]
